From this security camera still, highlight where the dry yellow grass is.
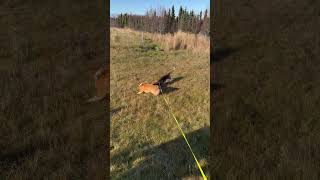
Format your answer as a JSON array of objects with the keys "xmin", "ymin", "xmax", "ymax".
[
  {"xmin": 111, "ymin": 28, "xmax": 209, "ymax": 53},
  {"xmin": 146, "ymin": 31, "xmax": 210, "ymax": 53}
]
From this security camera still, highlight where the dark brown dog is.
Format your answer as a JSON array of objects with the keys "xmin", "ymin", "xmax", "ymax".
[{"xmin": 152, "ymin": 67, "xmax": 175, "ymax": 87}]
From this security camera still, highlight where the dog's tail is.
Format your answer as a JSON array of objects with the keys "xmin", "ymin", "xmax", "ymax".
[{"xmin": 86, "ymin": 96, "xmax": 105, "ymax": 103}]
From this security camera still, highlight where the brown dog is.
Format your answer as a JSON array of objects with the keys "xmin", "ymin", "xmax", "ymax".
[
  {"xmin": 137, "ymin": 83, "xmax": 160, "ymax": 96},
  {"xmin": 87, "ymin": 67, "xmax": 108, "ymax": 102}
]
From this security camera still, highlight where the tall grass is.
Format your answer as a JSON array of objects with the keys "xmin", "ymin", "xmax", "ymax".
[
  {"xmin": 111, "ymin": 28, "xmax": 209, "ymax": 53},
  {"xmin": 146, "ymin": 31, "xmax": 210, "ymax": 53}
]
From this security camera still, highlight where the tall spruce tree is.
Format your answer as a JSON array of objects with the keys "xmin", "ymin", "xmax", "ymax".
[
  {"xmin": 183, "ymin": 8, "xmax": 188, "ymax": 32},
  {"xmin": 178, "ymin": 6, "xmax": 183, "ymax": 30},
  {"xmin": 171, "ymin": 5, "xmax": 175, "ymax": 33}
]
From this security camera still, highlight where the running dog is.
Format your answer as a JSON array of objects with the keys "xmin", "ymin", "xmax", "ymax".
[
  {"xmin": 137, "ymin": 67, "xmax": 175, "ymax": 96},
  {"xmin": 137, "ymin": 83, "xmax": 160, "ymax": 96}
]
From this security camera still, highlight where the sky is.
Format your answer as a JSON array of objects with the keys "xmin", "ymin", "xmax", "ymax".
[{"xmin": 110, "ymin": 0, "xmax": 210, "ymax": 16}]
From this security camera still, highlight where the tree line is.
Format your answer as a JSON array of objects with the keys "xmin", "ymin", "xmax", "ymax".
[{"xmin": 110, "ymin": 6, "xmax": 210, "ymax": 36}]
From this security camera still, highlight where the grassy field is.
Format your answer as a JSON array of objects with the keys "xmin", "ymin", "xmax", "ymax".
[
  {"xmin": 0, "ymin": 1, "xmax": 107, "ymax": 179},
  {"xmin": 110, "ymin": 28, "xmax": 210, "ymax": 179},
  {"xmin": 212, "ymin": 0, "xmax": 320, "ymax": 179}
]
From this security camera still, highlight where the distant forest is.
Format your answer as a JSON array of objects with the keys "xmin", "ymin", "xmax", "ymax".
[{"xmin": 110, "ymin": 6, "xmax": 210, "ymax": 36}]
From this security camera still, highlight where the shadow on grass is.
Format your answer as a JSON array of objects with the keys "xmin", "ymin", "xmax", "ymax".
[
  {"xmin": 166, "ymin": 76, "xmax": 184, "ymax": 85},
  {"xmin": 111, "ymin": 127, "xmax": 209, "ymax": 179},
  {"xmin": 161, "ymin": 87, "xmax": 180, "ymax": 94},
  {"xmin": 157, "ymin": 76, "xmax": 184, "ymax": 95},
  {"xmin": 211, "ymin": 47, "xmax": 238, "ymax": 63}
]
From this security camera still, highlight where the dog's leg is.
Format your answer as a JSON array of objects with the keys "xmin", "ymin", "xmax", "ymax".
[{"xmin": 137, "ymin": 91, "xmax": 143, "ymax": 94}]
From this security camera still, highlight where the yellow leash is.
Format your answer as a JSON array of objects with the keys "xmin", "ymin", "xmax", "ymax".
[{"xmin": 159, "ymin": 86, "xmax": 208, "ymax": 180}]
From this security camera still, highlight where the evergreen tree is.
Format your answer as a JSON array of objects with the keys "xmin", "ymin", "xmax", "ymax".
[
  {"xmin": 178, "ymin": 6, "xmax": 183, "ymax": 30},
  {"xmin": 183, "ymin": 8, "xmax": 188, "ymax": 32},
  {"xmin": 111, "ymin": 6, "xmax": 209, "ymax": 36},
  {"xmin": 204, "ymin": 9, "xmax": 208, "ymax": 20},
  {"xmin": 190, "ymin": 10, "xmax": 194, "ymax": 32},
  {"xmin": 165, "ymin": 9, "xmax": 171, "ymax": 33},
  {"xmin": 171, "ymin": 5, "xmax": 175, "ymax": 33}
]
